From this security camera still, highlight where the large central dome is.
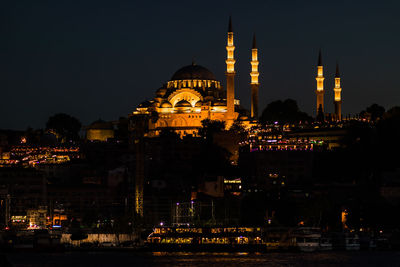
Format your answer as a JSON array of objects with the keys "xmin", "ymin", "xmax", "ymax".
[{"xmin": 170, "ymin": 64, "xmax": 217, "ymax": 81}]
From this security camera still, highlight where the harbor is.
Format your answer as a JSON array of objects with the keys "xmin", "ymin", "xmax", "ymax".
[
  {"xmin": 1, "ymin": 226, "xmax": 398, "ymax": 253},
  {"xmin": 145, "ymin": 226, "xmax": 393, "ymax": 252}
]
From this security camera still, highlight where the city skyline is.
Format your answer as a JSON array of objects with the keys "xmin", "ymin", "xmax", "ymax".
[
  {"xmin": 1, "ymin": 0, "xmax": 400, "ymax": 130},
  {"xmin": 2, "ymin": 2, "xmax": 400, "ymax": 262}
]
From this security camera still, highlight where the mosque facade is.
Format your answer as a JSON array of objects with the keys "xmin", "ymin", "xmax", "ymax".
[{"xmin": 129, "ymin": 17, "xmax": 258, "ymax": 137}]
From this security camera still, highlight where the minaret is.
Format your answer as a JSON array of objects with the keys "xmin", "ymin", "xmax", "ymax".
[
  {"xmin": 250, "ymin": 33, "xmax": 259, "ymax": 119},
  {"xmin": 334, "ymin": 62, "xmax": 342, "ymax": 120},
  {"xmin": 225, "ymin": 16, "xmax": 236, "ymax": 128},
  {"xmin": 315, "ymin": 49, "xmax": 325, "ymax": 117}
]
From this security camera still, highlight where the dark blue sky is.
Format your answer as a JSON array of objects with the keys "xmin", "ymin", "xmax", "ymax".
[{"xmin": 1, "ymin": 0, "xmax": 399, "ymax": 130}]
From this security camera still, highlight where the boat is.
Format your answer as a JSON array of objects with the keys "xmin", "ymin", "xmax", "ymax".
[
  {"xmin": 8, "ymin": 229, "xmax": 63, "ymax": 251},
  {"xmin": 264, "ymin": 227, "xmax": 295, "ymax": 251},
  {"xmin": 344, "ymin": 234, "xmax": 360, "ymax": 251},
  {"xmin": 295, "ymin": 234, "xmax": 320, "ymax": 252},
  {"xmin": 146, "ymin": 226, "xmax": 266, "ymax": 252},
  {"xmin": 293, "ymin": 227, "xmax": 321, "ymax": 252},
  {"xmin": 319, "ymin": 236, "xmax": 333, "ymax": 251}
]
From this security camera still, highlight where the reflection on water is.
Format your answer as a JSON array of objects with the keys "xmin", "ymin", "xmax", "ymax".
[{"xmin": 4, "ymin": 251, "xmax": 400, "ymax": 267}]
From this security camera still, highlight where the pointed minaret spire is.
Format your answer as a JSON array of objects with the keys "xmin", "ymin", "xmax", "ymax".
[
  {"xmin": 250, "ymin": 33, "xmax": 259, "ymax": 120},
  {"xmin": 334, "ymin": 61, "xmax": 342, "ymax": 120},
  {"xmin": 225, "ymin": 16, "xmax": 236, "ymax": 128},
  {"xmin": 335, "ymin": 62, "xmax": 340, "ymax": 78},
  {"xmin": 252, "ymin": 33, "xmax": 257, "ymax": 49},
  {"xmin": 315, "ymin": 49, "xmax": 325, "ymax": 117},
  {"xmin": 318, "ymin": 49, "xmax": 322, "ymax": 66}
]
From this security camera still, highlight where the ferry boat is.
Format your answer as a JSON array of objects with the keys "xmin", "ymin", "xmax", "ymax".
[
  {"xmin": 146, "ymin": 226, "xmax": 304, "ymax": 252},
  {"xmin": 147, "ymin": 226, "xmax": 266, "ymax": 252}
]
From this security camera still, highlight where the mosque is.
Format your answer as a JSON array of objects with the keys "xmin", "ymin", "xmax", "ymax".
[
  {"xmin": 129, "ymin": 17, "xmax": 259, "ymax": 137},
  {"xmin": 128, "ymin": 17, "xmax": 343, "ymax": 138}
]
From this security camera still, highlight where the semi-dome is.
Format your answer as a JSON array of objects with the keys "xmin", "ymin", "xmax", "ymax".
[
  {"xmin": 160, "ymin": 101, "xmax": 173, "ymax": 108},
  {"xmin": 175, "ymin": 100, "xmax": 192, "ymax": 108},
  {"xmin": 170, "ymin": 64, "xmax": 217, "ymax": 81}
]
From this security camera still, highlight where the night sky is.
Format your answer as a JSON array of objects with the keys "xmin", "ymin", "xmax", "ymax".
[{"xmin": 1, "ymin": 0, "xmax": 399, "ymax": 130}]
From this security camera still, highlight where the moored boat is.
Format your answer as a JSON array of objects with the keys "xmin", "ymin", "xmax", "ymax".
[
  {"xmin": 295, "ymin": 234, "xmax": 321, "ymax": 252},
  {"xmin": 345, "ymin": 234, "xmax": 360, "ymax": 251},
  {"xmin": 293, "ymin": 227, "xmax": 321, "ymax": 252},
  {"xmin": 319, "ymin": 236, "xmax": 333, "ymax": 251}
]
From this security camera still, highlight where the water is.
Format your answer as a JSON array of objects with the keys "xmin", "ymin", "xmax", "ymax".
[{"xmin": 3, "ymin": 251, "xmax": 400, "ymax": 267}]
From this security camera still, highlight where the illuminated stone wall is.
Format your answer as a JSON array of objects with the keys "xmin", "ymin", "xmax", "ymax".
[
  {"xmin": 86, "ymin": 129, "xmax": 114, "ymax": 142},
  {"xmin": 61, "ymin": 233, "xmax": 138, "ymax": 246}
]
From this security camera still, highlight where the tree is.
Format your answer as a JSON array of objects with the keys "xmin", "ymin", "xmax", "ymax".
[
  {"xmin": 228, "ymin": 120, "xmax": 247, "ymax": 144},
  {"xmin": 260, "ymin": 99, "xmax": 312, "ymax": 124},
  {"xmin": 46, "ymin": 113, "xmax": 82, "ymax": 142},
  {"xmin": 229, "ymin": 120, "xmax": 246, "ymax": 134},
  {"xmin": 199, "ymin": 119, "xmax": 225, "ymax": 141},
  {"xmin": 159, "ymin": 127, "xmax": 179, "ymax": 138},
  {"xmin": 376, "ymin": 106, "xmax": 400, "ymax": 168},
  {"xmin": 316, "ymin": 104, "xmax": 325, "ymax": 122},
  {"xmin": 384, "ymin": 106, "xmax": 400, "ymax": 119},
  {"xmin": 360, "ymin": 104, "xmax": 385, "ymax": 122}
]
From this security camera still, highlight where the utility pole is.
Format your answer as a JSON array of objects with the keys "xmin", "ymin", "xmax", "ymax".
[{"xmin": 5, "ymin": 194, "xmax": 10, "ymax": 228}]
